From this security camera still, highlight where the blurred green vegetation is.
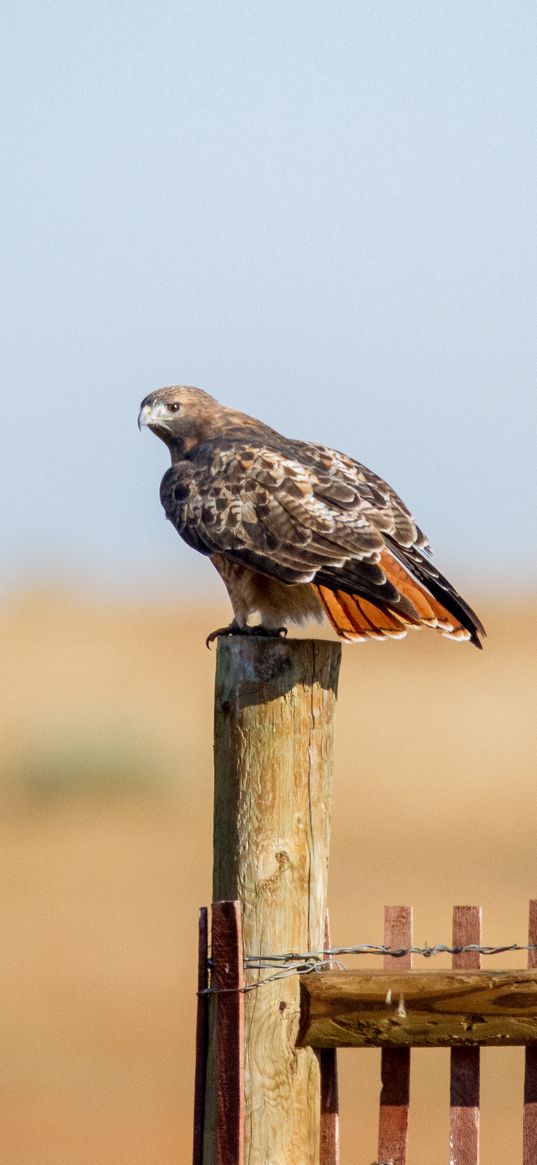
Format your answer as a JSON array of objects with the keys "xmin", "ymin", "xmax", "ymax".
[{"xmin": 6, "ymin": 724, "xmax": 171, "ymax": 806}]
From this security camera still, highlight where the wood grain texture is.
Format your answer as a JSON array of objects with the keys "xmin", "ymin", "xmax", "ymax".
[
  {"xmin": 523, "ymin": 900, "xmax": 537, "ymax": 1165},
  {"xmin": 378, "ymin": 906, "xmax": 412, "ymax": 1165},
  {"xmin": 299, "ymin": 969, "xmax": 537, "ymax": 1048},
  {"xmin": 205, "ymin": 637, "xmax": 341, "ymax": 1165},
  {"xmin": 449, "ymin": 906, "xmax": 482, "ymax": 1165},
  {"xmin": 320, "ymin": 912, "xmax": 339, "ymax": 1165},
  {"xmin": 193, "ymin": 907, "xmax": 209, "ymax": 1165}
]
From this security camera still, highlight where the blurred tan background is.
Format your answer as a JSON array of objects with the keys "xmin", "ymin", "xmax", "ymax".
[
  {"xmin": 1, "ymin": 591, "xmax": 535, "ymax": 1164},
  {"xmin": 4, "ymin": 3, "xmax": 537, "ymax": 1160}
]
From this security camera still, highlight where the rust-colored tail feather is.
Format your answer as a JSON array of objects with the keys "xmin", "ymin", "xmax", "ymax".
[
  {"xmin": 314, "ymin": 548, "xmax": 481, "ymax": 645},
  {"xmin": 314, "ymin": 585, "xmax": 409, "ymax": 642}
]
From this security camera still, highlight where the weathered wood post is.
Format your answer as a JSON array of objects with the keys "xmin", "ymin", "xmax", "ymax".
[{"xmin": 203, "ymin": 636, "xmax": 341, "ymax": 1165}]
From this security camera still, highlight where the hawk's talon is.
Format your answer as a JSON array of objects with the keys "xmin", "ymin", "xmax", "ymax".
[
  {"xmin": 247, "ymin": 624, "xmax": 288, "ymax": 639},
  {"xmin": 205, "ymin": 623, "xmax": 288, "ymax": 648},
  {"xmin": 205, "ymin": 622, "xmax": 241, "ymax": 648}
]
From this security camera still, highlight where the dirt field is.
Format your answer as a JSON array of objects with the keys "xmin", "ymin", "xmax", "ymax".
[{"xmin": 1, "ymin": 591, "xmax": 535, "ymax": 1163}]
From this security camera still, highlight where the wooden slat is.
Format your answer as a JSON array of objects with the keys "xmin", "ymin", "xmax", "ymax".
[
  {"xmin": 299, "ymin": 967, "xmax": 537, "ymax": 1048},
  {"xmin": 212, "ymin": 901, "xmax": 244, "ymax": 1165},
  {"xmin": 192, "ymin": 907, "xmax": 209, "ymax": 1165},
  {"xmin": 449, "ymin": 906, "xmax": 482, "ymax": 1165},
  {"xmin": 523, "ymin": 900, "xmax": 537, "ymax": 1165},
  {"xmin": 320, "ymin": 911, "xmax": 339, "ymax": 1165},
  {"xmin": 378, "ymin": 906, "xmax": 412, "ymax": 1165}
]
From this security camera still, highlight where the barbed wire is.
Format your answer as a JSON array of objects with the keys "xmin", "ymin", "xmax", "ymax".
[
  {"xmin": 246, "ymin": 940, "xmax": 537, "ymax": 963},
  {"xmin": 198, "ymin": 941, "xmax": 537, "ymax": 996}
]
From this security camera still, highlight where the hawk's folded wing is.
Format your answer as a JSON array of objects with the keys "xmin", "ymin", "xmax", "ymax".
[{"xmin": 160, "ymin": 435, "xmax": 484, "ymax": 645}]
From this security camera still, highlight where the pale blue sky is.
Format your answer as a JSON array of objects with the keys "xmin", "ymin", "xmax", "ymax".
[{"xmin": 2, "ymin": 2, "xmax": 536, "ymax": 599}]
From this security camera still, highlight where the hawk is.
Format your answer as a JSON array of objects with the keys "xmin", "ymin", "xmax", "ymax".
[{"xmin": 139, "ymin": 386, "xmax": 484, "ymax": 648}]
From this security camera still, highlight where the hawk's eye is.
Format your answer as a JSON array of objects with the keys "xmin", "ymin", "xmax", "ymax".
[{"xmin": 168, "ymin": 402, "xmax": 181, "ymax": 414}]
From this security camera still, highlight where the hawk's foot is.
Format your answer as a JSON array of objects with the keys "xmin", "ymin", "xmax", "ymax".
[
  {"xmin": 247, "ymin": 624, "xmax": 288, "ymax": 639},
  {"xmin": 206, "ymin": 622, "xmax": 288, "ymax": 649},
  {"xmin": 206, "ymin": 620, "xmax": 241, "ymax": 648}
]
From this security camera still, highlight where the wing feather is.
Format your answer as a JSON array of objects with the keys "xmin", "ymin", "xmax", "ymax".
[{"xmin": 160, "ymin": 432, "xmax": 483, "ymax": 647}]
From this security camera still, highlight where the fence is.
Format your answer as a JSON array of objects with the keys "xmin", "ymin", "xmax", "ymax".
[
  {"xmin": 194, "ymin": 899, "xmax": 537, "ymax": 1165},
  {"xmin": 189, "ymin": 636, "xmax": 536, "ymax": 1164}
]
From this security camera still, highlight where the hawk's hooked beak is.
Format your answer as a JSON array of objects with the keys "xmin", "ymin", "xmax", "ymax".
[
  {"xmin": 138, "ymin": 400, "xmax": 171, "ymax": 431},
  {"xmin": 138, "ymin": 403, "xmax": 152, "ymax": 431}
]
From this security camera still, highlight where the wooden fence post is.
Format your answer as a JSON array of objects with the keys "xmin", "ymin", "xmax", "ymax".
[
  {"xmin": 449, "ymin": 906, "xmax": 482, "ymax": 1165},
  {"xmin": 193, "ymin": 907, "xmax": 209, "ymax": 1165},
  {"xmin": 203, "ymin": 636, "xmax": 341, "ymax": 1165},
  {"xmin": 523, "ymin": 900, "xmax": 537, "ymax": 1163},
  {"xmin": 320, "ymin": 912, "xmax": 339, "ymax": 1165},
  {"xmin": 378, "ymin": 906, "xmax": 413, "ymax": 1165}
]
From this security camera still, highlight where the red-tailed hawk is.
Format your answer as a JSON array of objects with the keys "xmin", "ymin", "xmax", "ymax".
[{"xmin": 139, "ymin": 386, "xmax": 484, "ymax": 648}]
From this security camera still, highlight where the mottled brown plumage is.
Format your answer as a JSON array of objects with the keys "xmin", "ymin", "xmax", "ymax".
[{"xmin": 139, "ymin": 385, "xmax": 484, "ymax": 647}]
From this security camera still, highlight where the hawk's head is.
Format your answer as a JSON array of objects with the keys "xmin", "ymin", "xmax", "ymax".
[
  {"xmin": 138, "ymin": 385, "xmax": 220, "ymax": 450},
  {"xmin": 139, "ymin": 384, "xmax": 277, "ymax": 459}
]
